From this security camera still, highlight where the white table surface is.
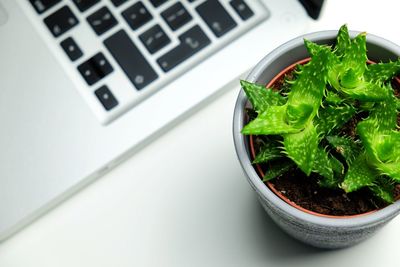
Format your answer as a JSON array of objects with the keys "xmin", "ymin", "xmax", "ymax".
[{"xmin": 1, "ymin": 1, "xmax": 400, "ymax": 266}]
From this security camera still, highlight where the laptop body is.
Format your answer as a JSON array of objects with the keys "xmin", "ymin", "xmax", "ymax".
[{"xmin": 0, "ymin": 0, "xmax": 313, "ymax": 241}]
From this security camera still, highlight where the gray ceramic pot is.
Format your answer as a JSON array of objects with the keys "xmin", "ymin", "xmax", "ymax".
[{"xmin": 233, "ymin": 30, "xmax": 400, "ymax": 249}]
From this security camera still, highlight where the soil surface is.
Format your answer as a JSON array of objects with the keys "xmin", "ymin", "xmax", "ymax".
[
  {"xmin": 250, "ymin": 65, "xmax": 400, "ymax": 216},
  {"xmin": 268, "ymin": 168, "xmax": 385, "ymax": 216}
]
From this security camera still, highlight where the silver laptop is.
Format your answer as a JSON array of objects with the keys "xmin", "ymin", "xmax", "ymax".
[{"xmin": 0, "ymin": 0, "xmax": 315, "ymax": 241}]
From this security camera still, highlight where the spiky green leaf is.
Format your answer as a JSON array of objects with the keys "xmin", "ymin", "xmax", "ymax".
[
  {"xmin": 341, "ymin": 153, "xmax": 378, "ymax": 193},
  {"xmin": 369, "ymin": 177, "xmax": 395, "ymax": 203},
  {"xmin": 283, "ymin": 122, "xmax": 318, "ymax": 175},
  {"xmin": 340, "ymin": 81, "xmax": 390, "ymax": 101},
  {"xmin": 365, "ymin": 61, "xmax": 400, "ymax": 83},
  {"xmin": 369, "ymin": 92, "xmax": 398, "ymax": 131},
  {"xmin": 326, "ymin": 135, "xmax": 362, "ymax": 165},
  {"xmin": 240, "ymin": 80, "xmax": 285, "ymax": 113},
  {"xmin": 396, "ymin": 98, "xmax": 400, "ymax": 110},
  {"xmin": 253, "ymin": 140, "xmax": 283, "ymax": 164},
  {"xmin": 335, "ymin": 24, "xmax": 351, "ymax": 57},
  {"xmin": 314, "ymin": 148, "xmax": 343, "ymax": 188},
  {"xmin": 342, "ymin": 32, "xmax": 367, "ymax": 77},
  {"xmin": 325, "ymin": 91, "xmax": 343, "ymax": 105},
  {"xmin": 376, "ymin": 161, "xmax": 400, "ymax": 182},
  {"xmin": 315, "ymin": 104, "xmax": 356, "ymax": 135},
  {"xmin": 263, "ymin": 160, "xmax": 296, "ymax": 181},
  {"xmin": 357, "ymin": 119, "xmax": 400, "ymax": 171},
  {"xmin": 241, "ymin": 105, "xmax": 301, "ymax": 135},
  {"xmin": 286, "ymin": 103, "xmax": 314, "ymax": 128},
  {"xmin": 286, "ymin": 40, "xmax": 333, "ymax": 127}
]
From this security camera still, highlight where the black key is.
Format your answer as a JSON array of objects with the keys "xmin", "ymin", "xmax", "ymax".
[
  {"xmin": 157, "ymin": 25, "xmax": 210, "ymax": 72},
  {"xmin": 149, "ymin": 0, "xmax": 168, "ymax": 7},
  {"xmin": 111, "ymin": 0, "xmax": 128, "ymax": 7},
  {"xmin": 104, "ymin": 30, "xmax": 158, "ymax": 90},
  {"xmin": 196, "ymin": 0, "xmax": 237, "ymax": 37},
  {"xmin": 87, "ymin": 7, "xmax": 118, "ymax": 35},
  {"xmin": 78, "ymin": 61, "xmax": 98, "ymax": 85},
  {"xmin": 44, "ymin": 6, "xmax": 79, "ymax": 37},
  {"xmin": 78, "ymin": 52, "xmax": 113, "ymax": 85},
  {"xmin": 91, "ymin": 53, "xmax": 114, "ymax": 76},
  {"xmin": 60, "ymin": 37, "xmax": 83, "ymax": 61},
  {"xmin": 121, "ymin": 2, "xmax": 152, "ymax": 31},
  {"xmin": 139, "ymin": 25, "xmax": 171, "ymax": 54},
  {"xmin": 230, "ymin": 0, "xmax": 254, "ymax": 21},
  {"xmin": 29, "ymin": 0, "xmax": 61, "ymax": 14},
  {"xmin": 72, "ymin": 0, "xmax": 100, "ymax": 12},
  {"xmin": 95, "ymin": 85, "xmax": 118, "ymax": 111},
  {"xmin": 161, "ymin": 2, "xmax": 192, "ymax": 31}
]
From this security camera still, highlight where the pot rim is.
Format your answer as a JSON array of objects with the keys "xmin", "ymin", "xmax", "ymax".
[{"xmin": 233, "ymin": 29, "xmax": 400, "ymax": 228}]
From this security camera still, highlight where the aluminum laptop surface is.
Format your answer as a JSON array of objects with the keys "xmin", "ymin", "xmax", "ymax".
[{"xmin": 0, "ymin": 0, "xmax": 311, "ymax": 241}]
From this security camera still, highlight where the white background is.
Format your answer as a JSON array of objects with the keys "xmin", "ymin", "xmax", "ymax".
[{"xmin": 1, "ymin": 0, "xmax": 400, "ymax": 266}]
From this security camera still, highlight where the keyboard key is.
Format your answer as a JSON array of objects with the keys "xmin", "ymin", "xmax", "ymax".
[
  {"xmin": 72, "ymin": 0, "xmax": 100, "ymax": 12},
  {"xmin": 230, "ymin": 0, "xmax": 254, "ymax": 21},
  {"xmin": 149, "ymin": 0, "xmax": 168, "ymax": 7},
  {"xmin": 44, "ymin": 6, "xmax": 79, "ymax": 37},
  {"xmin": 87, "ymin": 6, "xmax": 118, "ymax": 35},
  {"xmin": 121, "ymin": 2, "xmax": 152, "ymax": 31},
  {"xmin": 157, "ymin": 25, "xmax": 210, "ymax": 72},
  {"xmin": 78, "ymin": 61, "xmax": 98, "ymax": 85},
  {"xmin": 196, "ymin": 0, "xmax": 237, "ymax": 37},
  {"xmin": 92, "ymin": 52, "xmax": 114, "ymax": 76},
  {"xmin": 139, "ymin": 25, "xmax": 171, "ymax": 54},
  {"xmin": 95, "ymin": 85, "xmax": 118, "ymax": 111},
  {"xmin": 60, "ymin": 37, "xmax": 83, "ymax": 61},
  {"xmin": 104, "ymin": 30, "xmax": 158, "ymax": 90},
  {"xmin": 29, "ymin": 0, "xmax": 61, "ymax": 14},
  {"xmin": 78, "ymin": 52, "xmax": 113, "ymax": 85},
  {"xmin": 111, "ymin": 0, "xmax": 128, "ymax": 7},
  {"xmin": 161, "ymin": 2, "xmax": 192, "ymax": 31}
]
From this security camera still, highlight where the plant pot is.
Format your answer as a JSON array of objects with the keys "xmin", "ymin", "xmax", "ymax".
[{"xmin": 232, "ymin": 30, "xmax": 400, "ymax": 249}]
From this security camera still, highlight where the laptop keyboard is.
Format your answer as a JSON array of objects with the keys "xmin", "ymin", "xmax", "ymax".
[{"xmin": 27, "ymin": 0, "xmax": 269, "ymax": 124}]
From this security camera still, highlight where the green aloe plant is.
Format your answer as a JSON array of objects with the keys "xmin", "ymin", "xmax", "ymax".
[{"xmin": 241, "ymin": 25, "xmax": 400, "ymax": 203}]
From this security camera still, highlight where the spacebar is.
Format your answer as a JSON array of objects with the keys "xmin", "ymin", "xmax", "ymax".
[{"xmin": 104, "ymin": 30, "xmax": 158, "ymax": 90}]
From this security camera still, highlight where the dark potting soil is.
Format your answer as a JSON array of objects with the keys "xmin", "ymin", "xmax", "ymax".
[
  {"xmin": 268, "ymin": 169, "xmax": 387, "ymax": 216},
  {"xmin": 251, "ymin": 65, "xmax": 400, "ymax": 216}
]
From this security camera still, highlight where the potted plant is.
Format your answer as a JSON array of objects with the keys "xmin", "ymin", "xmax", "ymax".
[{"xmin": 233, "ymin": 25, "xmax": 400, "ymax": 249}]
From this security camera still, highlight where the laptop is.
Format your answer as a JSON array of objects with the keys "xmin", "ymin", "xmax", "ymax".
[{"xmin": 0, "ymin": 0, "xmax": 321, "ymax": 241}]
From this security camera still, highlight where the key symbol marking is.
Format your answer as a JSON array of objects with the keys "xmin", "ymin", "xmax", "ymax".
[
  {"xmin": 185, "ymin": 37, "xmax": 199, "ymax": 49},
  {"xmin": 135, "ymin": 75, "xmax": 144, "ymax": 84}
]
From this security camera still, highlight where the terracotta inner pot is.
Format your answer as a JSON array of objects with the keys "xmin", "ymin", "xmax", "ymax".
[{"xmin": 248, "ymin": 58, "xmax": 400, "ymax": 219}]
